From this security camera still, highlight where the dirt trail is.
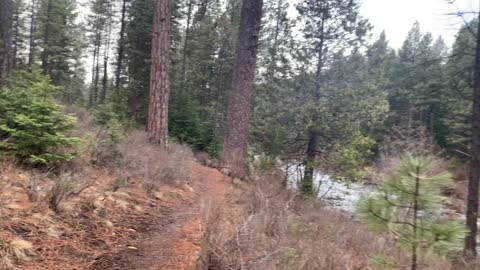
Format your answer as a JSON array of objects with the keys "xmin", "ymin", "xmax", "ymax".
[{"xmin": 89, "ymin": 164, "xmax": 229, "ymax": 270}]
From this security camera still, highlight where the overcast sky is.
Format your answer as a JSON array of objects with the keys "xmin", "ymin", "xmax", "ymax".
[
  {"xmin": 359, "ymin": 0, "xmax": 479, "ymax": 48},
  {"xmin": 81, "ymin": 0, "xmax": 479, "ymax": 77}
]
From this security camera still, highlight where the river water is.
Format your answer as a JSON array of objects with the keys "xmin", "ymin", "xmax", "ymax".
[
  {"xmin": 284, "ymin": 163, "xmax": 374, "ymax": 212},
  {"xmin": 284, "ymin": 163, "xmax": 480, "ymax": 246}
]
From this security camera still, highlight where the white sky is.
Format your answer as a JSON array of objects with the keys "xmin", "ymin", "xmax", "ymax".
[{"xmin": 359, "ymin": 0, "xmax": 479, "ymax": 48}]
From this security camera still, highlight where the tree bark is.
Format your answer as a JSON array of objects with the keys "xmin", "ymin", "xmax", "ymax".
[
  {"xmin": 266, "ymin": 0, "xmax": 284, "ymax": 80},
  {"xmin": 12, "ymin": 0, "xmax": 20, "ymax": 70},
  {"xmin": 147, "ymin": 0, "xmax": 171, "ymax": 146},
  {"xmin": 464, "ymin": 13, "xmax": 480, "ymax": 258},
  {"xmin": 41, "ymin": 0, "xmax": 52, "ymax": 75},
  {"xmin": 180, "ymin": 0, "xmax": 193, "ymax": 84},
  {"xmin": 28, "ymin": 0, "xmax": 36, "ymax": 67},
  {"xmin": 301, "ymin": 127, "xmax": 318, "ymax": 195},
  {"xmin": 0, "ymin": 0, "xmax": 14, "ymax": 87},
  {"xmin": 93, "ymin": 43, "xmax": 101, "ymax": 107},
  {"xmin": 101, "ymin": 50, "xmax": 109, "ymax": 102},
  {"xmin": 222, "ymin": 0, "xmax": 263, "ymax": 178},
  {"xmin": 101, "ymin": 18, "xmax": 112, "ymax": 103},
  {"xmin": 115, "ymin": 0, "xmax": 128, "ymax": 90},
  {"xmin": 89, "ymin": 45, "xmax": 98, "ymax": 108},
  {"xmin": 301, "ymin": 8, "xmax": 325, "ymax": 195}
]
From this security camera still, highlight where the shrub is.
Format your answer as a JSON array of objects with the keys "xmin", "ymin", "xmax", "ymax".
[
  {"xmin": 119, "ymin": 131, "xmax": 194, "ymax": 192},
  {"xmin": 26, "ymin": 170, "xmax": 42, "ymax": 202},
  {"xmin": 48, "ymin": 173, "xmax": 90, "ymax": 213},
  {"xmin": 380, "ymin": 122, "xmax": 439, "ymax": 157},
  {"xmin": 199, "ymin": 171, "xmax": 452, "ymax": 270},
  {"xmin": 91, "ymin": 103, "xmax": 123, "ymax": 167},
  {"xmin": 0, "ymin": 70, "xmax": 79, "ymax": 165}
]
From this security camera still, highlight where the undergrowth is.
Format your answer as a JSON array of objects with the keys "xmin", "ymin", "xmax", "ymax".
[
  {"xmin": 0, "ymin": 105, "xmax": 196, "ymax": 269},
  {"xmin": 199, "ymin": 170, "xmax": 453, "ymax": 270}
]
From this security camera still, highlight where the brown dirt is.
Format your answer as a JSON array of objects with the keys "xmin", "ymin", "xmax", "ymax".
[
  {"xmin": 88, "ymin": 164, "xmax": 230, "ymax": 270},
  {"xmin": 0, "ymin": 156, "xmax": 230, "ymax": 270}
]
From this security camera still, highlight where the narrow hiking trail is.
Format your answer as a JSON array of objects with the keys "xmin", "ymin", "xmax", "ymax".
[{"xmin": 89, "ymin": 164, "xmax": 230, "ymax": 270}]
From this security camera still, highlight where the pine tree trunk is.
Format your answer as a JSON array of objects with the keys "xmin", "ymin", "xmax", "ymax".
[
  {"xmin": 89, "ymin": 45, "xmax": 98, "ymax": 108},
  {"xmin": 301, "ymin": 127, "xmax": 317, "ymax": 195},
  {"xmin": 180, "ymin": 0, "xmax": 193, "ymax": 84},
  {"xmin": 93, "ymin": 44, "xmax": 101, "ymax": 107},
  {"xmin": 28, "ymin": 0, "xmax": 36, "ymax": 67},
  {"xmin": 0, "ymin": 0, "xmax": 14, "ymax": 87},
  {"xmin": 464, "ymin": 13, "xmax": 480, "ymax": 258},
  {"xmin": 101, "ymin": 13, "xmax": 113, "ymax": 102},
  {"xmin": 115, "ymin": 0, "xmax": 128, "ymax": 90},
  {"xmin": 12, "ymin": 1, "xmax": 20, "ymax": 70},
  {"xmin": 266, "ymin": 0, "xmax": 282, "ymax": 80},
  {"xmin": 301, "ymin": 10, "xmax": 325, "ymax": 195},
  {"xmin": 147, "ymin": 0, "xmax": 171, "ymax": 146},
  {"xmin": 41, "ymin": 0, "xmax": 52, "ymax": 75},
  {"xmin": 101, "ymin": 54, "xmax": 108, "ymax": 102},
  {"xmin": 101, "ymin": 52, "xmax": 108, "ymax": 102},
  {"xmin": 222, "ymin": 0, "xmax": 263, "ymax": 178}
]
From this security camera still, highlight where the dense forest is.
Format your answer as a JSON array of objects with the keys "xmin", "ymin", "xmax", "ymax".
[{"xmin": 1, "ymin": 0, "xmax": 480, "ymax": 269}]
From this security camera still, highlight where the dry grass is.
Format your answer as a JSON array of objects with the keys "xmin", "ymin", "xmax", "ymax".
[
  {"xmin": 195, "ymin": 152, "xmax": 220, "ymax": 168},
  {"xmin": 0, "ymin": 144, "xmax": 191, "ymax": 269},
  {"xmin": 199, "ymin": 172, "xmax": 452, "ymax": 270},
  {"xmin": 119, "ymin": 131, "xmax": 194, "ymax": 193},
  {"xmin": 64, "ymin": 104, "xmax": 94, "ymax": 139},
  {"xmin": 0, "ymin": 104, "xmax": 201, "ymax": 270},
  {"xmin": 370, "ymin": 122, "xmax": 446, "ymax": 184},
  {"xmin": 25, "ymin": 169, "xmax": 54, "ymax": 202},
  {"xmin": 195, "ymin": 152, "xmax": 212, "ymax": 166},
  {"xmin": 0, "ymin": 238, "xmax": 35, "ymax": 270},
  {"xmin": 380, "ymin": 122, "xmax": 440, "ymax": 158},
  {"xmin": 47, "ymin": 172, "xmax": 91, "ymax": 213},
  {"xmin": 8, "ymin": 238, "xmax": 35, "ymax": 262}
]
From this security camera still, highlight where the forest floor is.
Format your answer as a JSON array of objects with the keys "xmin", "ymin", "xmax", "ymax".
[
  {"xmin": 88, "ymin": 164, "xmax": 230, "ymax": 270},
  {"xmin": 1, "ymin": 147, "xmax": 474, "ymax": 270},
  {"xmin": 0, "ymin": 156, "xmax": 232, "ymax": 270}
]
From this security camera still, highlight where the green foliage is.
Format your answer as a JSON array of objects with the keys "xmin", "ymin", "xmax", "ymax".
[
  {"xmin": 168, "ymin": 2, "xmax": 239, "ymax": 157},
  {"xmin": 358, "ymin": 155, "xmax": 466, "ymax": 266},
  {"xmin": 369, "ymin": 255, "xmax": 398, "ymax": 270},
  {"xmin": 280, "ymin": 247, "xmax": 298, "ymax": 265},
  {"xmin": 126, "ymin": 0, "xmax": 182, "ymax": 124},
  {"xmin": 389, "ymin": 22, "xmax": 451, "ymax": 148},
  {"xmin": 0, "ymin": 70, "xmax": 79, "ymax": 165},
  {"xmin": 96, "ymin": 104, "xmax": 122, "ymax": 145},
  {"xmin": 37, "ymin": 0, "xmax": 86, "ymax": 102},
  {"xmin": 442, "ymin": 21, "xmax": 477, "ymax": 153},
  {"xmin": 91, "ymin": 103, "xmax": 123, "ymax": 166},
  {"xmin": 329, "ymin": 135, "xmax": 376, "ymax": 180},
  {"xmin": 125, "ymin": 0, "xmax": 154, "ymax": 123}
]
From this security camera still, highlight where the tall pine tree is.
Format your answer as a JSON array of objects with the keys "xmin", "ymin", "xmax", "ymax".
[{"xmin": 222, "ymin": 0, "xmax": 263, "ymax": 178}]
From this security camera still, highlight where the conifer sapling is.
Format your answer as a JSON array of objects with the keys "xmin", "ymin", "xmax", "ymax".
[{"xmin": 357, "ymin": 155, "xmax": 466, "ymax": 270}]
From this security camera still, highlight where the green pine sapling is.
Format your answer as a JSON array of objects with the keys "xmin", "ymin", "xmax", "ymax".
[
  {"xmin": 357, "ymin": 155, "xmax": 466, "ymax": 270},
  {"xmin": 0, "ymin": 70, "xmax": 79, "ymax": 165}
]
